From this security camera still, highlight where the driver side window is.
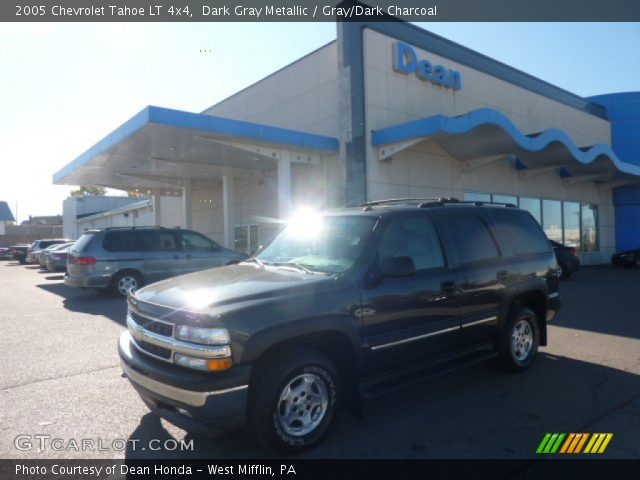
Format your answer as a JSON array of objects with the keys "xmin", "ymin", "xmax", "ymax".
[{"xmin": 379, "ymin": 216, "xmax": 445, "ymax": 271}]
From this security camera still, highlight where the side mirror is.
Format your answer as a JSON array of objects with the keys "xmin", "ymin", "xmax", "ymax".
[{"xmin": 380, "ymin": 256, "xmax": 415, "ymax": 277}]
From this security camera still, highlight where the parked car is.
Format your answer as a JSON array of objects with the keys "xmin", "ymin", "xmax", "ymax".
[
  {"xmin": 65, "ymin": 227, "xmax": 245, "ymax": 297},
  {"xmin": 43, "ymin": 242, "xmax": 75, "ymax": 272},
  {"xmin": 549, "ymin": 240, "xmax": 580, "ymax": 278},
  {"xmin": 0, "ymin": 247, "xmax": 12, "ymax": 260},
  {"xmin": 38, "ymin": 242, "xmax": 75, "ymax": 267},
  {"xmin": 9, "ymin": 244, "xmax": 30, "ymax": 264},
  {"xmin": 611, "ymin": 247, "xmax": 640, "ymax": 268},
  {"xmin": 26, "ymin": 239, "xmax": 71, "ymax": 264},
  {"xmin": 118, "ymin": 198, "xmax": 561, "ymax": 452}
]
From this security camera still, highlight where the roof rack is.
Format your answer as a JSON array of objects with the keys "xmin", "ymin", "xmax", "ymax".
[
  {"xmin": 359, "ymin": 197, "xmax": 517, "ymax": 210},
  {"xmin": 100, "ymin": 226, "xmax": 168, "ymax": 230},
  {"xmin": 359, "ymin": 198, "xmax": 459, "ymax": 210}
]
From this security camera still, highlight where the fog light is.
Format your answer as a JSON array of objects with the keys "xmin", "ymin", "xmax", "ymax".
[{"xmin": 174, "ymin": 353, "xmax": 233, "ymax": 371}]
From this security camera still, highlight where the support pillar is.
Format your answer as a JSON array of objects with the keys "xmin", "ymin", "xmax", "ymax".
[
  {"xmin": 223, "ymin": 170, "xmax": 235, "ymax": 250},
  {"xmin": 152, "ymin": 191, "xmax": 161, "ymax": 227},
  {"xmin": 182, "ymin": 179, "xmax": 192, "ymax": 229},
  {"xmin": 278, "ymin": 150, "xmax": 292, "ymax": 219}
]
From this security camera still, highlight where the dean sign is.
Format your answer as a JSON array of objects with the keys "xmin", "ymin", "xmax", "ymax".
[{"xmin": 393, "ymin": 41, "xmax": 463, "ymax": 91}]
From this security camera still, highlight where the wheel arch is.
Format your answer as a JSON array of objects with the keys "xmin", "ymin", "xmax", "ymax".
[{"xmin": 503, "ymin": 289, "xmax": 548, "ymax": 346}]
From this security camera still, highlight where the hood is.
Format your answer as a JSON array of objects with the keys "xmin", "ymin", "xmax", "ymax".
[{"xmin": 134, "ymin": 263, "xmax": 335, "ymax": 315}]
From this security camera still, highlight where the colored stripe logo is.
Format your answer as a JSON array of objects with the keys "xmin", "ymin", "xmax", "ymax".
[{"xmin": 537, "ymin": 433, "xmax": 613, "ymax": 454}]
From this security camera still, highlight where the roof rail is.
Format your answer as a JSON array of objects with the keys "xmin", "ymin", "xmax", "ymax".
[
  {"xmin": 359, "ymin": 197, "xmax": 517, "ymax": 210},
  {"xmin": 433, "ymin": 200, "xmax": 517, "ymax": 208},
  {"xmin": 359, "ymin": 198, "xmax": 459, "ymax": 210},
  {"xmin": 101, "ymin": 226, "xmax": 167, "ymax": 230}
]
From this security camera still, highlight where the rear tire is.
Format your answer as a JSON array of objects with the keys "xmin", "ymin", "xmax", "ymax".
[
  {"xmin": 249, "ymin": 347, "xmax": 340, "ymax": 453},
  {"xmin": 498, "ymin": 306, "xmax": 539, "ymax": 372},
  {"xmin": 111, "ymin": 271, "xmax": 142, "ymax": 297}
]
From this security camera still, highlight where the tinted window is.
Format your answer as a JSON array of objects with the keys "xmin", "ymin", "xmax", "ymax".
[
  {"xmin": 490, "ymin": 208, "xmax": 550, "ymax": 255},
  {"xmin": 74, "ymin": 233, "xmax": 94, "ymax": 253},
  {"xmin": 139, "ymin": 231, "xmax": 178, "ymax": 251},
  {"xmin": 180, "ymin": 231, "xmax": 216, "ymax": 252},
  {"xmin": 103, "ymin": 231, "xmax": 142, "ymax": 252},
  {"xmin": 447, "ymin": 213, "xmax": 500, "ymax": 263},
  {"xmin": 379, "ymin": 216, "xmax": 445, "ymax": 270}
]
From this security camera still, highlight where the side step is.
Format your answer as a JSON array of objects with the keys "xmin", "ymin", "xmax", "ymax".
[{"xmin": 360, "ymin": 346, "xmax": 497, "ymax": 398}]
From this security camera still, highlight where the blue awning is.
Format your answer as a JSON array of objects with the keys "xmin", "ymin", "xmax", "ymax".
[
  {"xmin": 371, "ymin": 108, "xmax": 640, "ymax": 183},
  {"xmin": 53, "ymin": 106, "xmax": 339, "ymax": 189}
]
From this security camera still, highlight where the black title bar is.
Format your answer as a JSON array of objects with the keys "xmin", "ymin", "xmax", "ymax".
[{"xmin": 3, "ymin": 0, "xmax": 640, "ymax": 22}]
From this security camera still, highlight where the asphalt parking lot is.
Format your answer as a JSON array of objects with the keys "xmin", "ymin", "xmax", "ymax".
[{"xmin": 1, "ymin": 261, "xmax": 639, "ymax": 460}]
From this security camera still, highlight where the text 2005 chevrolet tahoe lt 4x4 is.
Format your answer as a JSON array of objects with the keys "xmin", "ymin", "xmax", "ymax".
[{"xmin": 119, "ymin": 198, "xmax": 561, "ymax": 452}]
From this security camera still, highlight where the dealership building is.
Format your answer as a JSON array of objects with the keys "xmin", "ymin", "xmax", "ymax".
[{"xmin": 53, "ymin": 21, "xmax": 640, "ymax": 262}]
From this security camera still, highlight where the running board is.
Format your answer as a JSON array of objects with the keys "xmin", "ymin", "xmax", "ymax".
[{"xmin": 360, "ymin": 347, "xmax": 497, "ymax": 398}]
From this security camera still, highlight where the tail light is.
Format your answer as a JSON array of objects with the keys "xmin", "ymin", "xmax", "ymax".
[
  {"xmin": 69, "ymin": 256, "xmax": 96, "ymax": 265},
  {"xmin": 568, "ymin": 247, "xmax": 578, "ymax": 256}
]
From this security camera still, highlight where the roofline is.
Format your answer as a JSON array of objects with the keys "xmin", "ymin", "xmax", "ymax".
[
  {"xmin": 78, "ymin": 199, "xmax": 152, "ymax": 222},
  {"xmin": 52, "ymin": 105, "xmax": 339, "ymax": 185},
  {"xmin": 201, "ymin": 40, "xmax": 337, "ymax": 114}
]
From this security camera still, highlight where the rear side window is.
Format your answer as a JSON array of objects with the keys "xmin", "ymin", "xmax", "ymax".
[
  {"xmin": 74, "ymin": 234, "xmax": 95, "ymax": 253},
  {"xmin": 139, "ymin": 231, "xmax": 179, "ymax": 251},
  {"xmin": 490, "ymin": 208, "xmax": 551, "ymax": 255},
  {"xmin": 447, "ymin": 212, "xmax": 500, "ymax": 264},
  {"xmin": 103, "ymin": 231, "xmax": 142, "ymax": 252},
  {"xmin": 379, "ymin": 215, "xmax": 445, "ymax": 270}
]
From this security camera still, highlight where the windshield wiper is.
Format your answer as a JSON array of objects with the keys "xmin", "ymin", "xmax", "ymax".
[
  {"xmin": 270, "ymin": 261, "xmax": 315, "ymax": 274},
  {"xmin": 241, "ymin": 257, "xmax": 266, "ymax": 268}
]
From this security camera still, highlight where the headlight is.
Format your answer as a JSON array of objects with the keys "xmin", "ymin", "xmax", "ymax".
[{"xmin": 174, "ymin": 325, "xmax": 230, "ymax": 345}]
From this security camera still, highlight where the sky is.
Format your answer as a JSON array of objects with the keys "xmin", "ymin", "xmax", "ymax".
[{"xmin": 0, "ymin": 22, "xmax": 639, "ymax": 223}]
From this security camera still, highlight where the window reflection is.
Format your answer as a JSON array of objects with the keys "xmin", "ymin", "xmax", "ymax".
[
  {"xmin": 581, "ymin": 204, "xmax": 598, "ymax": 252},
  {"xmin": 562, "ymin": 202, "xmax": 580, "ymax": 249},
  {"xmin": 542, "ymin": 200, "xmax": 563, "ymax": 243}
]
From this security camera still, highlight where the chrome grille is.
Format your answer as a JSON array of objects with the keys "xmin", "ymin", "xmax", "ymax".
[
  {"xmin": 137, "ymin": 340, "xmax": 172, "ymax": 360},
  {"xmin": 130, "ymin": 311, "xmax": 173, "ymax": 337}
]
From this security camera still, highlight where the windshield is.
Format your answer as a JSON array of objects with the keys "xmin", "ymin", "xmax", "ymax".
[{"xmin": 256, "ymin": 214, "xmax": 375, "ymax": 273}]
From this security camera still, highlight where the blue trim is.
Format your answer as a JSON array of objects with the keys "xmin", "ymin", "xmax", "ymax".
[
  {"xmin": 371, "ymin": 108, "xmax": 640, "ymax": 177},
  {"xmin": 353, "ymin": 19, "xmax": 608, "ymax": 120},
  {"xmin": 53, "ymin": 106, "xmax": 339, "ymax": 184}
]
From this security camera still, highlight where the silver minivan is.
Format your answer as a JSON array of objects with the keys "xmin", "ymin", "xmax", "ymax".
[{"xmin": 65, "ymin": 227, "xmax": 245, "ymax": 296}]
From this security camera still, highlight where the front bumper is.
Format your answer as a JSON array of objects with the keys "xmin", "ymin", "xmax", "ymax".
[{"xmin": 118, "ymin": 331, "xmax": 250, "ymax": 436}]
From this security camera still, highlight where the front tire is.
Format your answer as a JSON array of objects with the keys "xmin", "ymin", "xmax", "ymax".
[
  {"xmin": 249, "ymin": 347, "xmax": 340, "ymax": 453},
  {"xmin": 498, "ymin": 306, "xmax": 539, "ymax": 372}
]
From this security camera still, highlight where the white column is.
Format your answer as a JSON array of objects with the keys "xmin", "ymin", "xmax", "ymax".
[
  {"xmin": 152, "ymin": 191, "xmax": 162, "ymax": 226},
  {"xmin": 223, "ymin": 170, "xmax": 235, "ymax": 250},
  {"xmin": 182, "ymin": 179, "xmax": 193, "ymax": 229},
  {"xmin": 278, "ymin": 150, "xmax": 292, "ymax": 219}
]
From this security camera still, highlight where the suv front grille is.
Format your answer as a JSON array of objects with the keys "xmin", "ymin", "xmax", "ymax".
[
  {"xmin": 130, "ymin": 311, "xmax": 173, "ymax": 337},
  {"xmin": 137, "ymin": 340, "xmax": 172, "ymax": 360}
]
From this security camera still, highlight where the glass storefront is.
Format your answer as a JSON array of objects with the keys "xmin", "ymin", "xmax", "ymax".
[
  {"xmin": 581, "ymin": 204, "xmax": 598, "ymax": 252},
  {"xmin": 463, "ymin": 192, "xmax": 598, "ymax": 252},
  {"xmin": 542, "ymin": 200, "xmax": 563, "ymax": 243},
  {"xmin": 562, "ymin": 202, "xmax": 581, "ymax": 248},
  {"xmin": 519, "ymin": 197, "xmax": 541, "ymax": 224}
]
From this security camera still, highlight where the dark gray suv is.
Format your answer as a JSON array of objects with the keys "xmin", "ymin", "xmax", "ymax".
[{"xmin": 65, "ymin": 227, "xmax": 245, "ymax": 296}]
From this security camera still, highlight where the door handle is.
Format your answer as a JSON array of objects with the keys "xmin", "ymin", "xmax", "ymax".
[
  {"xmin": 441, "ymin": 280, "xmax": 457, "ymax": 293},
  {"xmin": 497, "ymin": 270, "xmax": 509, "ymax": 282},
  {"xmin": 173, "ymin": 255, "xmax": 180, "ymax": 260}
]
